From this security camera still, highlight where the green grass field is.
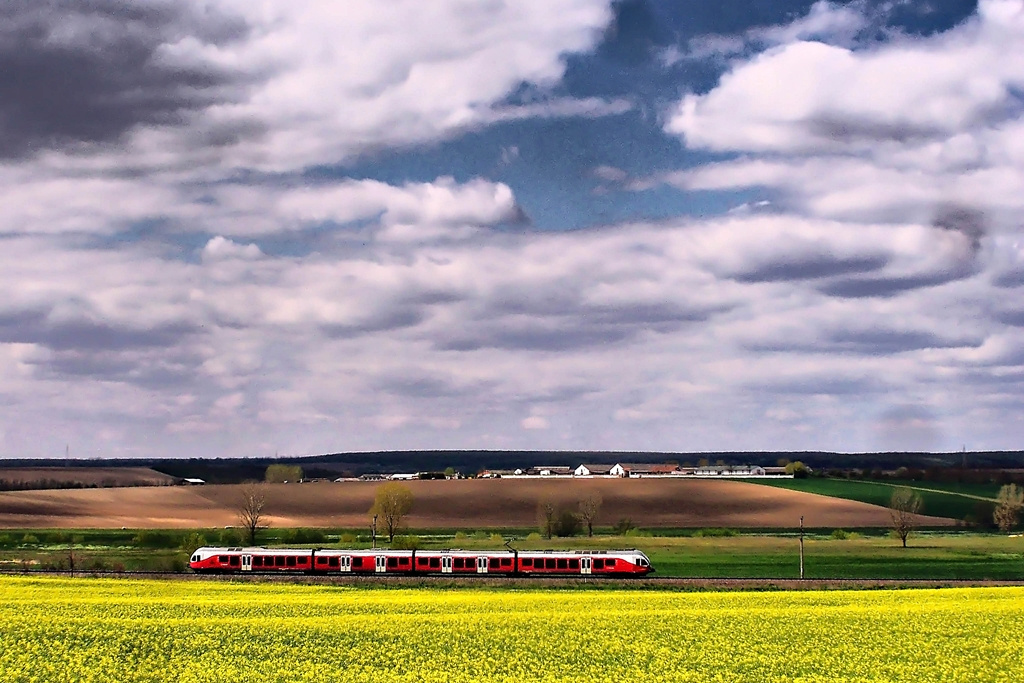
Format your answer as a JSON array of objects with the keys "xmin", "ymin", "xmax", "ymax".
[
  {"xmin": 2, "ymin": 529, "xmax": 1023, "ymax": 580},
  {"xmin": 2, "ymin": 577, "xmax": 1023, "ymax": 682},
  {"xmin": 747, "ymin": 477, "xmax": 997, "ymax": 522}
]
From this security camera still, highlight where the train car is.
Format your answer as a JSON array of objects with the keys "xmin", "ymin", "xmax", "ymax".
[{"xmin": 189, "ymin": 547, "xmax": 653, "ymax": 576}]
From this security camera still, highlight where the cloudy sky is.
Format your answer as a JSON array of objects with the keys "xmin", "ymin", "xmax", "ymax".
[{"xmin": 2, "ymin": 0, "xmax": 1022, "ymax": 459}]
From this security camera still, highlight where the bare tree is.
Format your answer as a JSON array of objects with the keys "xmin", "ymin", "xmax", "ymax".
[
  {"xmin": 578, "ymin": 493, "xmax": 603, "ymax": 537},
  {"xmin": 994, "ymin": 484, "xmax": 1024, "ymax": 532},
  {"xmin": 238, "ymin": 482, "xmax": 268, "ymax": 545},
  {"xmin": 537, "ymin": 499, "xmax": 557, "ymax": 540},
  {"xmin": 370, "ymin": 482, "xmax": 414, "ymax": 543},
  {"xmin": 889, "ymin": 487, "xmax": 922, "ymax": 548}
]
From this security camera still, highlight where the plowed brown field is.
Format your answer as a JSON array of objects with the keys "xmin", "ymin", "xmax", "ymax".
[
  {"xmin": 0, "ymin": 467, "xmax": 177, "ymax": 487},
  {"xmin": 0, "ymin": 478, "xmax": 952, "ymax": 529}
]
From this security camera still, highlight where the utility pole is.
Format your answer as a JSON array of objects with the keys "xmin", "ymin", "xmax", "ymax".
[
  {"xmin": 371, "ymin": 514, "xmax": 377, "ymax": 550},
  {"xmin": 799, "ymin": 515, "xmax": 805, "ymax": 580}
]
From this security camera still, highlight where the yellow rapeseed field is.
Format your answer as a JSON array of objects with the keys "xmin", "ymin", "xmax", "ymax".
[{"xmin": 1, "ymin": 577, "xmax": 1022, "ymax": 682}]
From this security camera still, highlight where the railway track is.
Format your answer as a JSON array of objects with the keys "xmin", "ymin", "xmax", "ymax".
[{"xmin": 3, "ymin": 568, "xmax": 1024, "ymax": 589}]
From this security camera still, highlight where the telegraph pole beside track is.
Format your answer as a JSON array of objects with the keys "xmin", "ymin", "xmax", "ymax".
[
  {"xmin": 799, "ymin": 515, "xmax": 805, "ymax": 580},
  {"xmin": 372, "ymin": 514, "xmax": 378, "ymax": 549}
]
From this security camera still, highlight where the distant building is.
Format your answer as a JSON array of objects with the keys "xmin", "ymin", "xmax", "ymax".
[
  {"xmin": 694, "ymin": 465, "xmax": 767, "ymax": 477},
  {"xmin": 573, "ymin": 464, "xmax": 614, "ymax": 477},
  {"xmin": 610, "ymin": 463, "xmax": 679, "ymax": 477},
  {"xmin": 535, "ymin": 466, "xmax": 572, "ymax": 477},
  {"xmin": 358, "ymin": 473, "xmax": 387, "ymax": 481},
  {"xmin": 181, "ymin": 478, "xmax": 206, "ymax": 485}
]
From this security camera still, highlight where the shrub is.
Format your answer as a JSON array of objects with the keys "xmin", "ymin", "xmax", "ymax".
[
  {"xmin": 693, "ymin": 528, "xmax": 738, "ymax": 538},
  {"xmin": 180, "ymin": 532, "xmax": 208, "ymax": 551},
  {"xmin": 21, "ymin": 534, "xmax": 39, "ymax": 545},
  {"xmin": 613, "ymin": 518, "xmax": 635, "ymax": 535},
  {"xmin": 555, "ymin": 510, "xmax": 582, "ymax": 537},
  {"xmin": 391, "ymin": 535, "xmax": 421, "ymax": 550},
  {"xmin": 489, "ymin": 533, "xmax": 504, "ymax": 543},
  {"xmin": 218, "ymin": 529, "xmax": 242, "ymax": 546},
  {"xmin": 454, "ymin": 531, "xmax": 468, "ymax": 541},
  {"xmin": 831, "ymin": 529, "xmax": 849, "ymax": 540},
  {"xmin": 525, "ymin": 532, "xmax": 541, "ymax": 541},
  {"xmin": 133, "ymin": 530, "xmax": 176, "ymax": 549},
  {"xmin": 339, "ymin": 532, "xmax": 357, "ymax": 544},
  {"xmin": 282, "ymin": 528, "xmax": 327, "ymax": 544},
  {"xmin": 624, "ymin": 528, "xmax": 651, "ymax": 538},
  {"xmin": 472, "ymin": 530, "xmax": 488, "ymax": 540}
]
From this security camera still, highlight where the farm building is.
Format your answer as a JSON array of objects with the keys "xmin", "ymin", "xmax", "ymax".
[
  {"xmin": 573, "ymin": 464, "xmax": 614, "ymax": 477},
  {"xmin": 533, "ymin": 466, "xmax": 572, "ymax": 477},
  {"xmin": 694, "ymin": 465, "xmax": 767, "ymax": 476},
  {"xmin": 609, "ymin": 463, "xmax": 680, "ymax": 477}
]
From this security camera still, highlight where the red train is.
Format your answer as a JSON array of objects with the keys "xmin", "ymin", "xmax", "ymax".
[{"xmin": 189, "ymin": 546, "xmax": 653, "ymax": 576}]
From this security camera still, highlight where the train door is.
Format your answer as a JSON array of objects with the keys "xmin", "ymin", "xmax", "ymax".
[
  {"xmin": 441, "ymin": 556, "xmax": 453, "ymax": 574},
  {"xmin": 476, "ymin": 557, "xmax": 488, "ymax": 574},
  {"xmin": 241, "ymin": 555, "xmax": 253, "ymax": 572},
  {"xmin": 375, "ymin": 555, "xmax": 387, "ymax": 573},
  {"xmin": 580, "ymin": 557, "xmax": 592, "ymax": 575},
  {"xmin": 341, "ymin": 556, "xmax": 351, "ymax": 573}
]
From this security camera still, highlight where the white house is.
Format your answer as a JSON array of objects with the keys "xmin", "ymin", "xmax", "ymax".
[
  {"xmin": 610, "ymin": 463, "xmax": 680, "ymax": 477},
  {"xmin": 574, "ymin": 464, "xmax": 614, "ymax": 477},
  {"xmin": 536, "ymin": 466, "xmax": 572, "ymax": 476},
  {"xmin": 694, "ymin": 465, "xmax": 768, "ymax": 477}
]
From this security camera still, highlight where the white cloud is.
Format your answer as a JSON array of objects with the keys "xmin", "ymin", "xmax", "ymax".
[
  {"xmin": 521, "ymin": 415, "xmax": 550, "ymax": 430},
  {"xmin": 662, "ymin": 0, "xmax": 870, "ymax": 65},
  {"xmin": 5, "ymin": 202, "xmax": 1022, "ymax": 457},
  {"xmin": 667, "ymin": 0, "xmax": 1024, "ymax": 155},
  {"xmin": 109, "ymin": 0, "xmax": 615, "ymax": 173},
  {"xmin": 202, "ymin": 236, "xmax": 263, "ymax": 261}
]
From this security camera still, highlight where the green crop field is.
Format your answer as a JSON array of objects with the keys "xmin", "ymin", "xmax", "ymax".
[
  {"xmin": 746, "ymin": 478, "xmax": 997, "ymax": 522},
  {"xmin": 1, "ymin": 577, "xmax": 1023, "ymax": 682},
  {"xmin": 3, "ymin": 529, "xmax": 1024, "ymax": 579}
]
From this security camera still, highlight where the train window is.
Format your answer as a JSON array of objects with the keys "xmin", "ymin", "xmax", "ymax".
[
  {"xmin": 218, "ymin": 555, "xmax": 228, "ymax": 563},
  {"xmin": 605, "ymin": 559, "xmax": 615, "ymax": 567},
  {"xmin": 429, "ymin": 557, "xmax": 440, "ymax": 568},
  {"xmin": 502, "ymin": 558, "xmax": 512, "ymax": 567},
  {"xmin": 545, "ymin": 559, "xmax": 556, "ymax": 569},
  {"xmin": 569, "ymin": 559, "xmax": 579, "ymax": 569},
  {"xmin": 286, "ymin": 556, "xmax": 296, "ymax": 567},
  {"xmin": 594, "ymin": 559, "xmax": 604, "ymax": 569},
  {"xmin": 316, "ymin": 557, "xmax": 327, "ymax": 565},
  {"xmin": 253, "ymin": 557, "xmax": 263, "ymax": 567},
  {"xmin": 418, "ymin": 558, "xmax": 429, "ymax": 567},
  {"xmin": 329, "ymin": 557, "xmax": 340, "ymax": 568},
  {"xmin": 454, "ymin": 558, "xmax": 464, "ymax": 569},
  {"xmin": 521, "ymin": 558, "xmax": 533, "ymax": 567},
  {"xmin": 275, "ymin": 556, "xmax": 285, "ymax": 567},
  {"xmin": 387, "ymin": 557, "xmax": 398, "ymax": 568},
  {"xmin": 399, "ymin": 557, "xmax": 409, "ymax": 566},
  {"xmin": 352, "ymin": 557, "xmax": 363, "ymax": 568},
  {"xmin": 557, "ymin": 559, "xmax": 568, "ymax": 569}
]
